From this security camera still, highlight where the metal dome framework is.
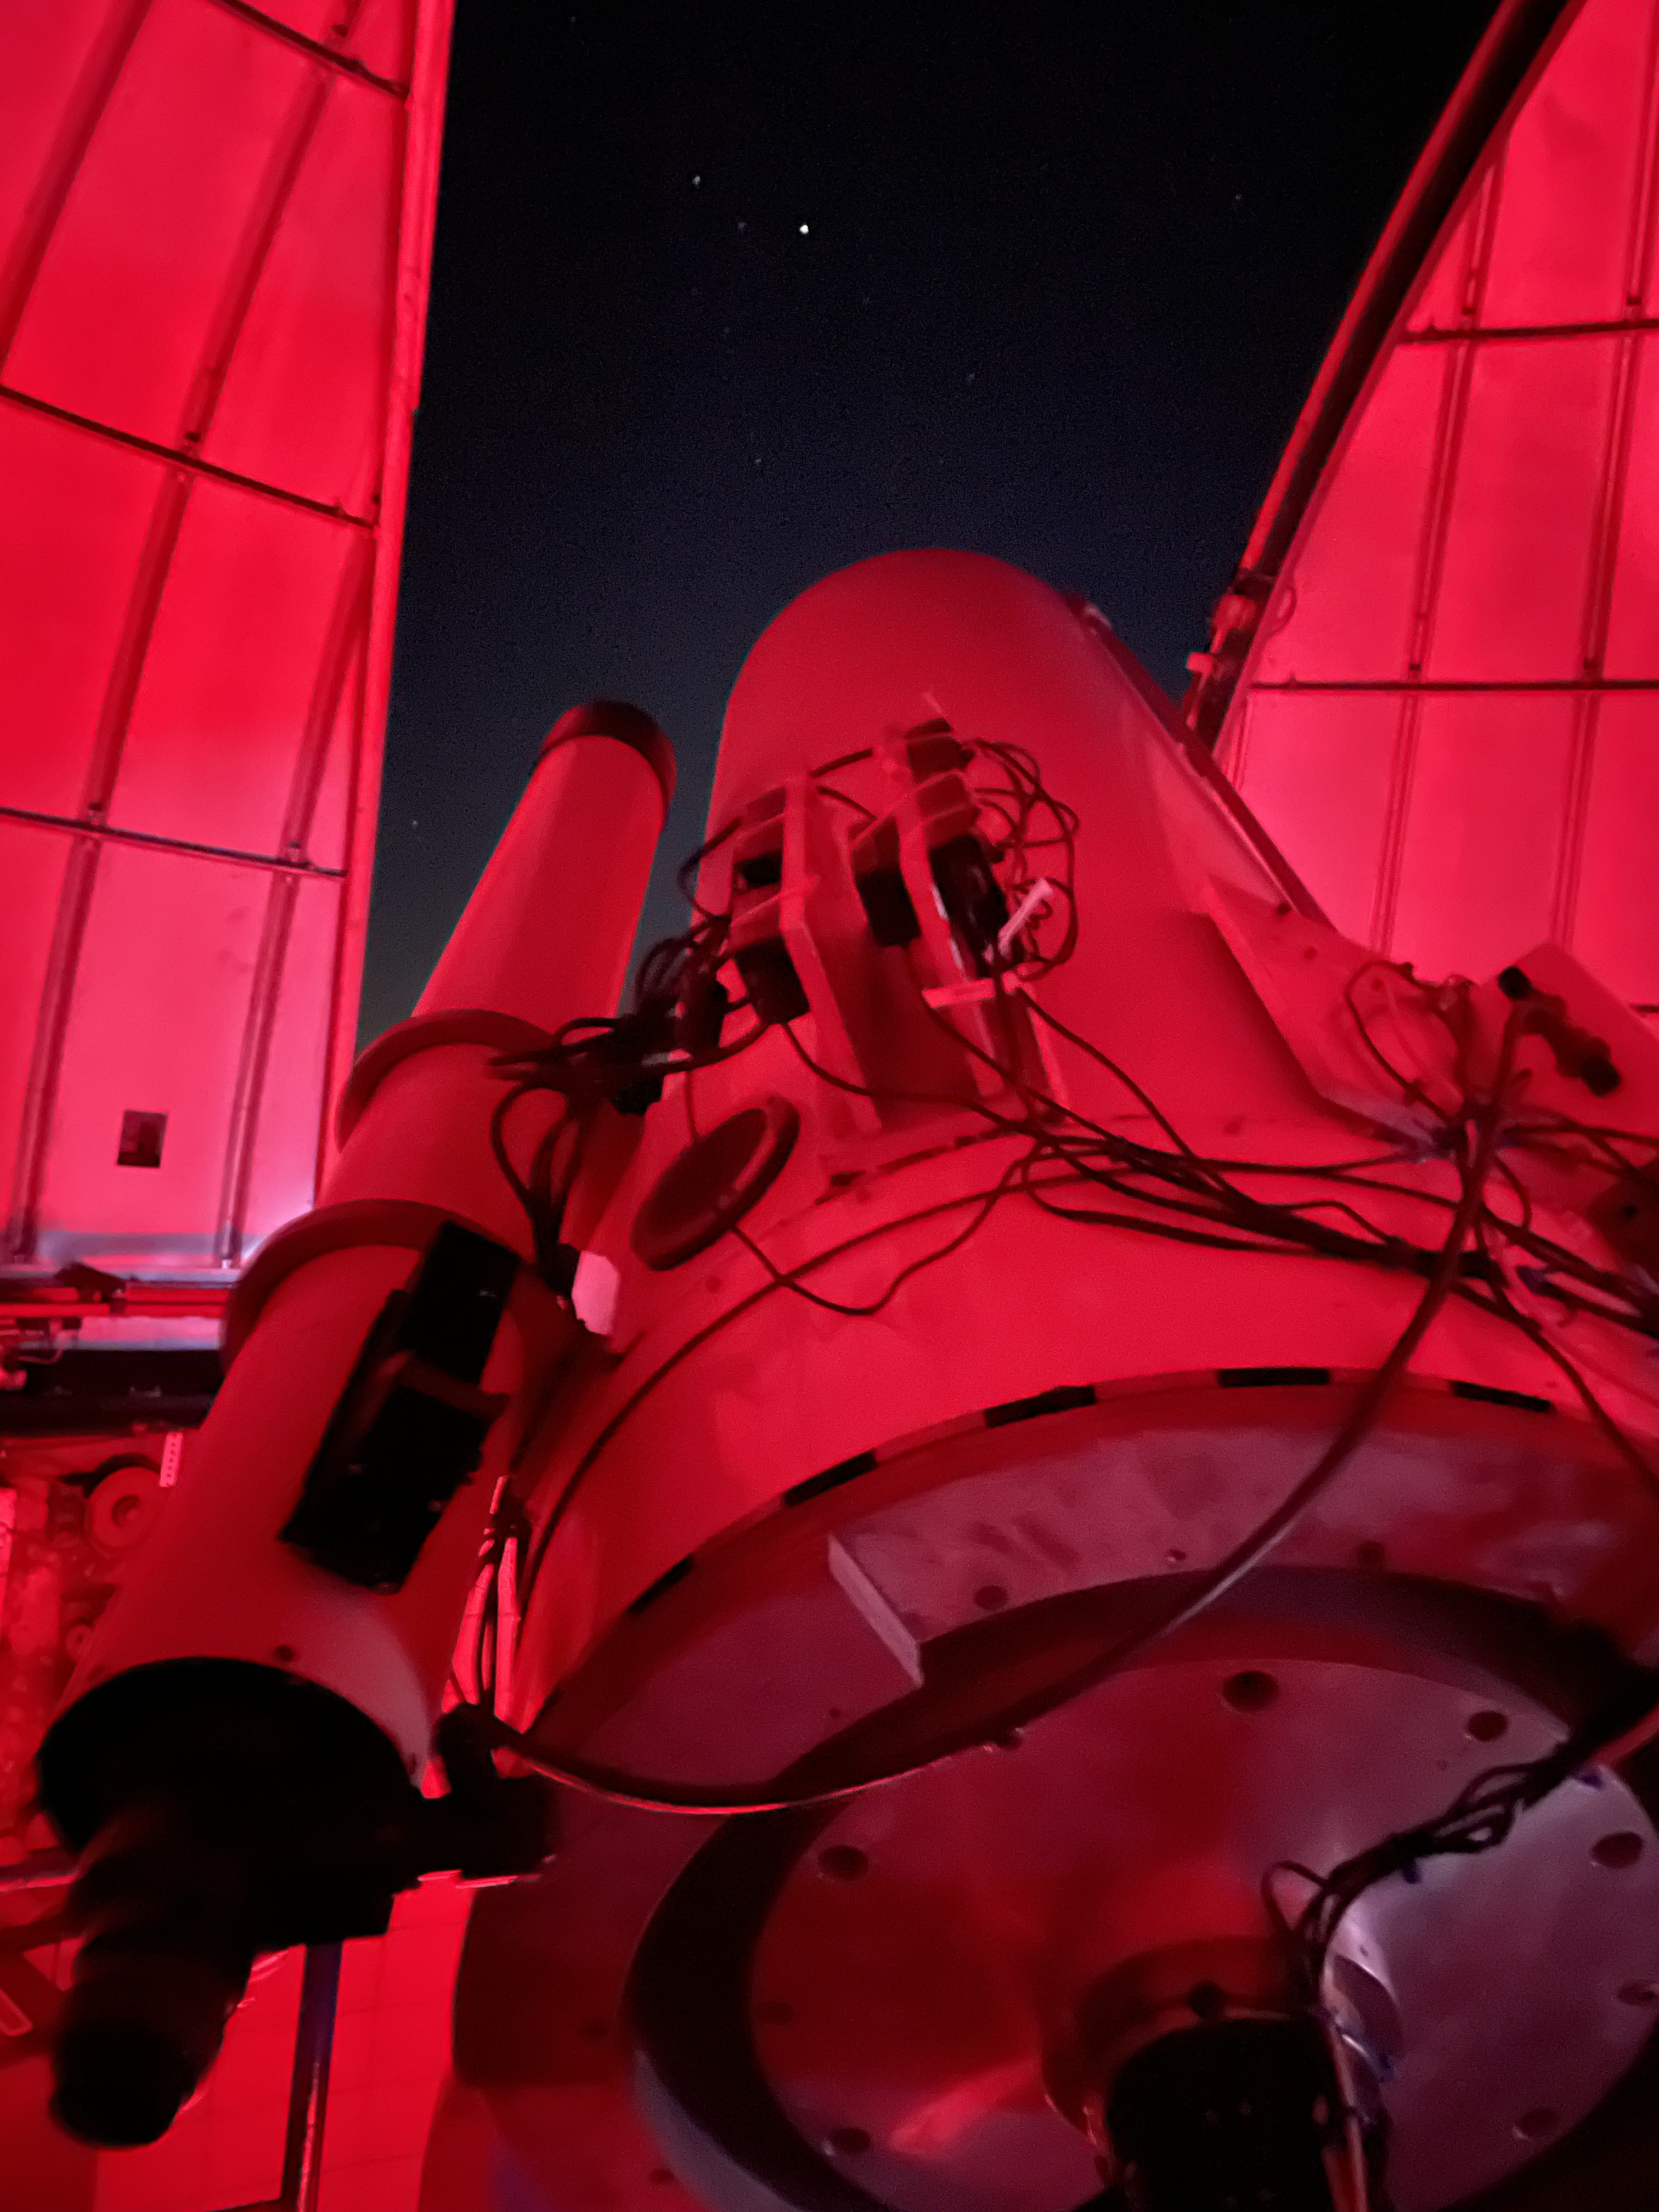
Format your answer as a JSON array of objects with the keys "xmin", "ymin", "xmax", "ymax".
[
  {"xmin": 1189, "ymin": 0, "xmax": 1659, "ymax": 1017},
  {"xmin": 12, "ymin": 2, "xmax": 1659, "ymax": 2210},
  {"xmin": 1, "ymin": 0, "xmax": 454, "ymax": 1285}
]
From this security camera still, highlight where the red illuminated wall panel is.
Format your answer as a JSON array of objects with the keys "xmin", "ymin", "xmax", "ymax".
[
  {"xmin": 0, "ymin": 0, "xmax": 456, "ymax": 1278},
  {"xmin": 1195, "ymin": 0, "xmax": 1659, "ymax": 1015}
]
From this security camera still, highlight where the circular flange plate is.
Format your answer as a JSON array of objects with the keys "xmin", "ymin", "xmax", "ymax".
[{"xmin": 744, "ymin": 1651, "xmax": 1659, "ymax": 2212}]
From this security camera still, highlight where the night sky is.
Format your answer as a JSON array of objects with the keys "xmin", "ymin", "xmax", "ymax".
[{"xmin": 361, "ymin": 1, "xmax": 1500, "ymax": 1042}]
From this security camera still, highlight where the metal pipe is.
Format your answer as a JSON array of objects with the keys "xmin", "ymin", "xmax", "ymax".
[
  {"xmin": 1399, "ymin": 314, "xmax": 1659, "ymax": 345},
  {"xmin": 0, "ymin": 382, "xmax": 375, "ymax": 527},
  {"xmin": 1249, "ymin": 675, "xmax": 1659, "ymax": 695},
  {"xmin": 280, "ymin": 1943, "xmax": 341, "ymax": 2212},
  {"xmin": 222, "ymin": 1943, "xmax": 342, "ymax": 2212},
  {"xmin": 0, "ymin": 800, "xmax": 347, "ymax": 878},
  {"xmin": 202, "ymin": 0, "xmax": 409, "ymax": 96}
]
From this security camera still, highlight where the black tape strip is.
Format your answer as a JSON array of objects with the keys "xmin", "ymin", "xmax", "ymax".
[
  {"xmin": 782, "ymin": 1451, "xmax": 880, "ymax": 1508},
  {"xmin": 1448, "ymin": 1379, "xmax": 1555, "ymax": 1414},
  {"xmin": 1216, "ymin": 1365, "xmax": 1334, "ymax": 1390},
  {"xmin": 627, "ymin": 1553, "xmax": 696, "ymax": 1615},
  {"xmin": 982, "ymin": 1383, "xmax": 1100, "ymax": 1429}
]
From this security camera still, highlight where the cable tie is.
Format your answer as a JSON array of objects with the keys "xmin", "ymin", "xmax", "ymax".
[{"xmin": 996, "ymin": 877, "xmax": 1057, "ymax": 960}]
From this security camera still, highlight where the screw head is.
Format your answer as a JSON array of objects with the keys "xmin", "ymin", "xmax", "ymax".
[
  {"xmin": 1221, "ymin": 1669, "xmax": 1278, "ymax": 1713},
  {"xmin": 817, "ymin": 1844, "xmax": 870, "ymax": 1882}
]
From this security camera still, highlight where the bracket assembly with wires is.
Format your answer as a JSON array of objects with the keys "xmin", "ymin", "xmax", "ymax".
[{"xmin": 436, "ymin": 703, "xmax": 1659, "ymax": 1837}]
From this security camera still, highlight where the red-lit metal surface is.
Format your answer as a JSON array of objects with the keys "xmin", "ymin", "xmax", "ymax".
[
  {"xmin": 742, "ymin": 1663, "xmax": 1653, "ymax": 2212},
  {"xmin": 0, "ymin": 0, "xmax": 455, "ymax": 1281},
  {"xmin": 13, "ymin": 1, "xmax": 1659, "ymax": 2208},
  {"xmin": 1191, "ymin": 0, "xmax": 1659, "ymax": 1011},
  {"xmin": 440, "ymin": 554, "xmax": 1659, "ymax": 2212}
]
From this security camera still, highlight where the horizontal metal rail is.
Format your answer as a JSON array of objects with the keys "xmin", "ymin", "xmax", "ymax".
[
  {"xmin": 1402, "ymin": 314, "xmax": 1659, "ymax": 346},
  {"xmin": 1249, "ymin": 675, "xmax": 1659, "ymax": 695},
  {"xmin": 0, "ymin": 801, "xmax": 346, "ymax": 879},
  {"xmin": 0, "ymin": 381, "xmax": 373, "ymax": 531},
  {"xmin": 204, "ymin": 0, "xmax": 408, "ymax": 99}
]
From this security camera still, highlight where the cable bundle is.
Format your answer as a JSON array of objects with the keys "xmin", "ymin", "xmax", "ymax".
[{"xmin": 461, "ymin": 757, "xmax": 1659, "ymax": 1823}]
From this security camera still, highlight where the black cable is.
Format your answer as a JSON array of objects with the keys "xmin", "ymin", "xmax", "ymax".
[
  {"xmin": 476, "ymin": 755, "xmax": 1659, "ymax": 1834},
  {"xmin": 726, "ymin": 1159, "xmax": 1029, "ymax": 1320},
  {"xmin": 780, "ymin": 1008, "xmax": 1467, "ymax": 1287},
  {"xmin": 485, "ymin": 1015, "xmax": 1525, "ymax": 1815},
  {"xmin": 1272, "ymin": 1662, "xmax": 1659, "ymax": 1996},
  {"xmin": 682, "ymin": 1051, "xmax": 1035, "ymax": 1321},
  {"xmin": 814, "ymin": 783, "xmax": 877, "ymax": 823},
  {"xmin": 513, "ymin": 1153, "xmax": 1047, "ymax": 1614}
]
